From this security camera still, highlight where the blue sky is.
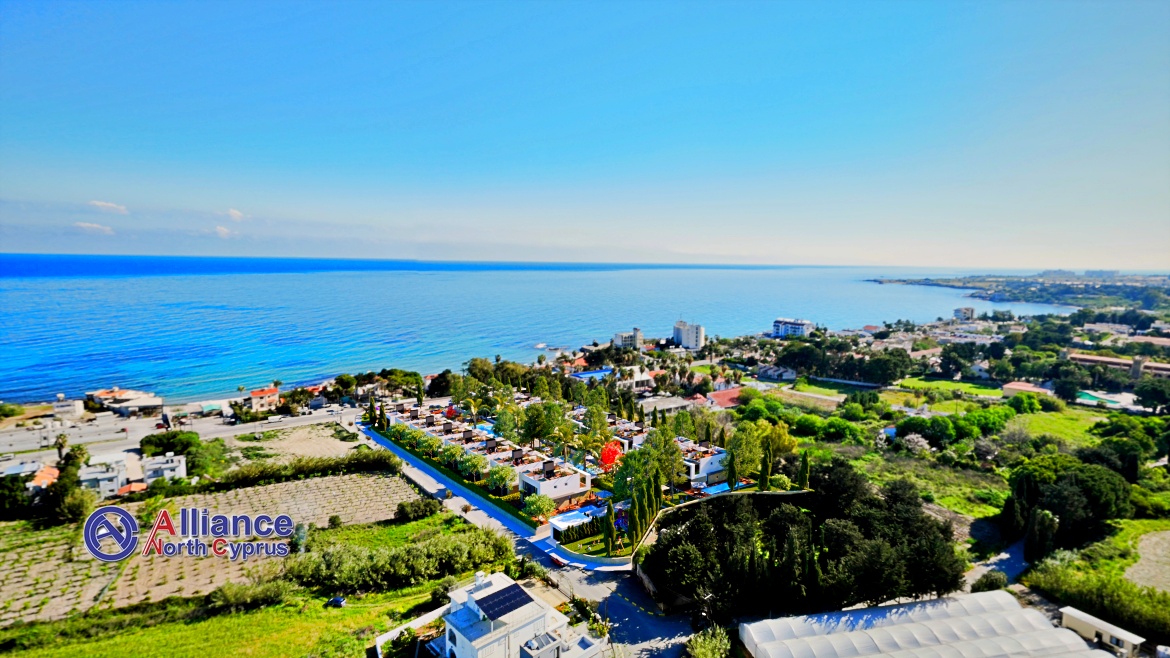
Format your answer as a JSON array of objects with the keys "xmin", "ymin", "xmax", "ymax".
[{"xmin": 1, "ymin": 1, "xmax": 1167, "ymax": 268}]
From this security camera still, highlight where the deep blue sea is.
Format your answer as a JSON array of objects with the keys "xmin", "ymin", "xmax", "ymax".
[{"xmin": 0, "ymin": 254, "xmax": 1072, "ymax": 404}]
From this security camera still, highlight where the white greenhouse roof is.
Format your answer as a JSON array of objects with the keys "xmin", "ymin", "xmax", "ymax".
[{"xmin": 741, "ymin": 592, "xmax": 1098, "ymax": 658}]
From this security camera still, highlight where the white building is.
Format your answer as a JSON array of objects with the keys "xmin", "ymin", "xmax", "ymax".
[
  {"xmin": 143, "ymin": 453, "xmax": 187, "ymax": 485},
  {"xmin": 440, "ymin": 572, "xmax": 600, "ymax": 658},
  {"xmin": 518, "ymin": 458, "xmax": 591, "ymax": 502},
  {"xmin": 672, "ymin": 320, "xmax": 706, "ymax": 350},
  {"xmin": 677, "ymin": 438, "xmax": 726, "ymax": 485},
  {"xmin": 954, "ymin": 307, "xmax": 976, "ymax": 321},
  {"xmin": 612, "ymin": 328, "xmax": 642, "ymax": 350},
  {"xmin": 757, "ymin": 364, "xmax": 797, "ymax": 381},
  {"xmin": 772, "ymin": 318, "xmax": 815, "ymax": 338},
  {"xmin": 1060, "ymin": 606, "xmax": 1145, "ymax": 657},
  {"xmin": 52, "ymin": 394, "xmax": 84, "ymax": 419},
  {"xmin": 79, "ymin": 460, "xmax": 129, "ymax": 499}
]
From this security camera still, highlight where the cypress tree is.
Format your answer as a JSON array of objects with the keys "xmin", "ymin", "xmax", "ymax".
[
  {"xmin": 378, "ymin": 404, "xmax": 388, "ymax": 430},
  {"xmin": 727, "ymin": 449, "xmax": 738, "ymax": 491},
  {"xmin": 367, "ymin": 398, "xmax": 377, "ymax": 424},
  {"xmin": 604, "ymin": 500, "xmax": 616, "ymax": 556},
  {"xmin": 798, "ymin": 450, "xmax": 810, "ymax": 490},
  {"xmin": 637, "ymin": 404, "xmax": 644, "ymax": 423},
  {"xmin": 717, "ymin": 426, "xmax": 727, "ymax": 447},
  {"xmin": 759, "ymin": 449, "xmax": 772, "ymax": 491}
]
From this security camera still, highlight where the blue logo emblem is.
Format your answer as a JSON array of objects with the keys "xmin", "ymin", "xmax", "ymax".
[{"xmin": 83, "ymin": 507, "xmax": 139, "ymax": 562}]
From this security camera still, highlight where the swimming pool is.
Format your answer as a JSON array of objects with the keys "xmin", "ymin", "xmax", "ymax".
[
  {"xmin": 1077, "ymin": 391, "xmax": 1118, "ymax": 405},
  {"xmin": 549, "ymin": 505, "xmax": 606, "ymax": 531}
]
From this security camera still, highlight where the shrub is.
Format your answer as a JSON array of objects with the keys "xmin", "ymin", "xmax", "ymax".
[
  {"xmin": 686, "ymin": 625, "xmax": 731, "ymax": 658},
  {"xmin": 328, "ymin": 515, "xmax": 343, "ymax": 529},
  {"xmin": 521, "ymin": 494, "xmax": 556, "ymax": 520},
  {"xmin": 391, "ymin": 627, "xmax": 417, "ymax": 652},
  {"xmin": 208, "ymin": 579, "xmax": 296, "ymax": 612},
  {"xmin": 396, "ymin": 498, "xmax": 442, "ymax": 522},
  {"xmin": 59, "ymin": 488, "xmax": 97, "ymax": 523},
  {"xmin": 970, "ymin": 570, "xmax": 1008, "ymax": 593},
  {"xmin": 1025, "ymin": 557, "xmax": 1170, "ymax": 645},
  {"xmin": 282, "ymin": 526, "xmax": 513, "ymax": 593},
  {"xmin": 430, "ymin": 576, "xmax": 457, "ymax": 605},
  {"xmin": 554, "ymin": 517, "xmax": 602, "ymax": 544},
  {"xmin": 208, "ymin": 449, "xmax": 401, "ymax": 491}
]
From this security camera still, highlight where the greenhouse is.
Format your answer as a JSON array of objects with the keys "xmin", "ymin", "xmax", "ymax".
[{"xmin": 740, "ymin": 592, "xmax": 1113, "ymax": 658}]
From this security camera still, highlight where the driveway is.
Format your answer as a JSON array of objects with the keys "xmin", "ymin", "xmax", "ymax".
[{"xmin": 966, "ymin": 539, "xmax": 1028, "ymax": 589}]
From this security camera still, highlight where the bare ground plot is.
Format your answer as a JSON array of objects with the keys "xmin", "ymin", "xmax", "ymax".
[
  {"xmin": 1125, "ymin": 530, "xmax": 1170, "ymax": 592},
  {"xmin": 226, "ymin": 422, "xmax": 371, "ymax": 461},
  {"xmin": 0, "ymin": 473, "xmax": 420, "ymax": 626}
]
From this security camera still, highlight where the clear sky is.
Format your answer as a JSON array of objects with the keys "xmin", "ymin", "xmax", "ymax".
[{"xmin": 1, "ymin": 1, "xmax": 1168, "ymax": 268}]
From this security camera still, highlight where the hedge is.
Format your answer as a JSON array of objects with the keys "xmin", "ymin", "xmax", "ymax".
[
  {"xmin": 553, "ymin": 516, "xmax": 602, "ymax": 544},
  {"xmin": 373, "ymin": 424, "xmax": 538, "ymax": 529}
]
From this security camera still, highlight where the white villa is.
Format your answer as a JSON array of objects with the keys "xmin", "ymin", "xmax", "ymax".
[{"xmin": 439, "ymin": 572, "xmax": 600, "ymax": 658}]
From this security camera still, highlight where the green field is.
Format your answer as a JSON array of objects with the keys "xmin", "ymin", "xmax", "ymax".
[
  {"xmin": 851, "ymin": 451, "xmax": 1008, "ymax": 518},
  {"xmin": 310, "ymin": 511, "xmax": 469, "ymax": 550},
  {"xmin": 690, "ymin": 364, "xmax": 713, "ymax": 375},
  {"xmin": 792, "ymin": 380, "xmax": 862, "ymax": 398},
  {"xmin": 561, "ymin": 533, "xmax": 634, "ymax": 558},
  {"xmin": 1008, "ymin": 406, "xmax": 1107, "ymax": 445},
  {"xmin": 3, "ymin": 585, "xmax": 438, "ymax": 658},
  {"xmin": 897, "ymin": 377, "xmax": 1002, "ymax": 397}
]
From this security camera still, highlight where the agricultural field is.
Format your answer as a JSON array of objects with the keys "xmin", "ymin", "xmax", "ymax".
[
  {"xmin": 0, "ymin": 474, "xmax": 419, "ymax": 625},
  {"xmin": 0, "ymin": 511, "xmax": 491, "ymax": 657},
  {"xmin": 896, "ymin": 376, "xmax": 1003, "ymax": 397}
]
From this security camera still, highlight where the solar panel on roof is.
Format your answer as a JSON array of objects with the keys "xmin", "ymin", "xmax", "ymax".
[{"xmin": 475, "ymin": 583, "xmax": 533, "ymax": 621}]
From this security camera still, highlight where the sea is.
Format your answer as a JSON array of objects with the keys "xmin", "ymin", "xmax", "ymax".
[{"xmin": 0, "ymin": 254, "xmax": 1073, "ymax": 404}]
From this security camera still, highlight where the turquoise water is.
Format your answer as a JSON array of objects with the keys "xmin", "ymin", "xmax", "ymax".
[
  {"xmin": 1077, "ymin": 391, "xmax": 1117, "ymax": 405},
  {"xmin": 0, "ymin": 255, "xmax": 1071, "ymax": 403}
]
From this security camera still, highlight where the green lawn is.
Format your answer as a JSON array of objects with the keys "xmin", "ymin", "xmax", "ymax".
[
  {"xmin": 690, "ymin": 364, "xmax": 713, "ymax": 375},
  {"xmin": 561, "ymin": 533, "xmax": 633, "ymax": 557},
  {"xmin": 1009, "ymin": 406, "xmax": 1107, "ymax": 446},
  {"xmin": 793, "ymin": 380, "xmax": 861, "ymax": 398},
  {"xmin": 897, "ymin": 377, "xmax": 1003, "ymax": 397}
]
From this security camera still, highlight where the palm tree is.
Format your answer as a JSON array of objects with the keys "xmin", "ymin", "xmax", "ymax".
[
  {"xmin": 272, "ymin": 380, "xmax": 283, "ymax": 389},
  {"xmin": 554, "ymin": 423, "xmax": 578, "ymax": 464},
  {"xmin": 463, "ymin": 397, "xmax": 481, "ymax": 426},
  {"xmin": 54, "ymin": 433, "xmax": 68, "ymax": 461},
  {"xmin": 237, "ymin": 385, "xmax": 246, "ymax": 393}
]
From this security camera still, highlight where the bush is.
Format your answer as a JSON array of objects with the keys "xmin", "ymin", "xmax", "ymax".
[
  {"xmin": 554, "ymin": 517, "xmax": 602, "ymax": 544},
  {"xmin": 390, "ymin": 627, "xmax": 417, "ymax": 652},
  {"xmin": 521, "ymin": 494, "xmax": 556, "ymax": 520},
  {"xmin": 397, "ymin": 498, "xmax": 442, "ymax": 522},
  {"xmin": 207, "ymin": 449, "xmax": 401, "ymax": 492},
  {"xmin": 1025, "ymin": 558, "xmax": 1170, "ymax": 645},
  {"xmin": 282, "ymin": 526, "xmax": 513, "ymax": 594},
  {"xmin": 430, "ymin": 575, "xmax": 457, "ymax": 605},
  {"xmin": 686, "ymin": 625, "xmax": 731, "ymax": 658},
  {"xmin": 970, "ymin": 570, "xmax": 1009, "ymax": 593},
  {"xmin": 328, "ymin": 515, "xmax": 343, "ymax": 529},
  {"xmin": 59, "ymin": 488, "xmax": 97, "ymax": 523},
  {"xmin": 208, "ymin": 579, "xmax": 296, "ymax": 612}
]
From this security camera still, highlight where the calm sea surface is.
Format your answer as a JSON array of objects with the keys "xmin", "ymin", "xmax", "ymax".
[{"xmin": 0, "ymin": 255, "xmax": 1071, "ymax": 404}]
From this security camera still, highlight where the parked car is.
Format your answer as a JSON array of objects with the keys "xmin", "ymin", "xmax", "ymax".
[{"xmin": 325, "ymin": 596, "xmax": 346, "ymax": 608}]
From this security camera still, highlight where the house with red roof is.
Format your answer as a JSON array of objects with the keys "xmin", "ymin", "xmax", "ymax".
[
  {"xmin": 706, "ymin": 387, "xmax": 746, "ymax": 409},
  {"xmin": 248, "ymin": 387, "xmax": 280, "ymax": 412}
]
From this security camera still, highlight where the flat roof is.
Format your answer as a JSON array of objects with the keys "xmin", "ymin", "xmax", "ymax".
[{"xmin": 1061, "ymin": 606, "xmax": 1145, "ymax": 644}]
